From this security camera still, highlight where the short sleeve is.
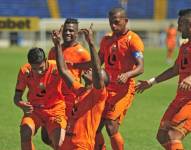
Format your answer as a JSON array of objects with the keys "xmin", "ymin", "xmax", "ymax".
[
  {"xmin": 48, "ymin": 47, "xmax": 56, "ymax": 60},
  {"xmin": 16, "ymin": 67, "xmax": 27, "ymax": 91},
  {"xmin": 130, "ymin": 33, "xmax": 144, "ymax": 53}
]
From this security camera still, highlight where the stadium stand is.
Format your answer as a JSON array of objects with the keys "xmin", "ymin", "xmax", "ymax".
[
  {"xmin": 58, "ymin": 0, "xmax": 121, "ymax": 18},
  {"xmin": 0, "ymin": 0, "xmax": 50, "ymax": 18},
  {"xmin": 167, "ymin": 0, "xmax": 191, "ymax": 18},
  {"xmin": 126, "ymin": 0, "xmax": 154, "ymax": 19},
  {"xmin": 0, "ymin": 0, "xmax": 190, "ymax": 19}
]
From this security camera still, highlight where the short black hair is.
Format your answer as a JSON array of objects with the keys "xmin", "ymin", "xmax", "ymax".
[
  {"xmin": 64, "ymin": 18, "xmax": 79, "ymax": 25},
  {"xmin": 27, "ymin": 47, "xmax": 45, "ymax": 64},
  {"xmin": 178, "ymin": 8, "xmax": 191, "ymax": 16},
  {"xmin": 109, "ymin": 7, "xmax": 127, "ymax": 17}
]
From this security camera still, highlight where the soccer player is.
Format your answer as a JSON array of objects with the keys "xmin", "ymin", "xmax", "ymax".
[
  {"xmin": 71, "ymin": 7, "xmax": 144, "ymax": 150},
  {"xmin": 52, "ymin": 24, "xmax": 109, "ymax": 149},
  {"xmin": 136, "ymin": 9, "xmax": 191, "ymax": 150},
  {"xmin": 41, "ymin": 18, "xmax": 91, "ymax": 147},
  {"xmin": 165, "ymin": 23, "xmax": 177, "ymax": 64},
  {"xmin": 13, "ymin": 47, "xmax": 67, "ymax": 150},
  {"xmin": 48, "ymin": 18, "xmax": 90, "ymax": 117},
  {"xmin": 94, "ymin": 7, "xmax": 144, "ymax": 150}
]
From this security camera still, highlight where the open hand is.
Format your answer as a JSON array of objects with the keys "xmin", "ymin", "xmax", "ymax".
[{"xmin": 135, "ymin": 80, "xmax": 152, "ymax": 93}]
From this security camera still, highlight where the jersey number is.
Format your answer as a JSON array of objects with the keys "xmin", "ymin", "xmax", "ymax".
[
  {"xmin": 180, "ymin": 57, "xmax": 188, "ymax": 70},
  {"xmin": 108, "ymin": 54, "xmax": 117, "ymax": 66}
]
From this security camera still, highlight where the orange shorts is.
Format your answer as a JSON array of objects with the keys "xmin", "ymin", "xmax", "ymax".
[
  {"xmin": 102, "ymin": 87, "xmax": 135, "ymax": 124},
  {"xmin": 160, "ymin": 98, "xmax": 191, "ymax": 135},
  {"xmin": 60, "ymin": 136, "xmax": 93, "ymax": 150},
  {"xmin": 21, "ymin": 102, "xmax": 67, "ymax": 136}
]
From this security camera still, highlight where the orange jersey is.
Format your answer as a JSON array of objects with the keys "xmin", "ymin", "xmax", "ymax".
[
  {"xmin": 99, "ymin": 30, "xmax": 144, "ymax": 92},
  {"xmin": 48, "ymin": 43, "xmax": 90, "ymax": 81},
  {"xmin": 175, "ymin": 41, "xmax": 191, "ymax": 99},
  {"xmin": 48, "ymin": 43, "xmax": 90, "ymax": 114},
  {"xmin": 61, "ymin": 82, "xmax": 108, "ymax": 150},
  {"xmin": 16, "ymin": 60, "xmax": 64, "ymax": 108}
]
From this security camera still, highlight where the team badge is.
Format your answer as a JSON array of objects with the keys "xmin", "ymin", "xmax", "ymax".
[{"xmin": 111, "ymin": 44, "xmax": 117, "ymax": 51}]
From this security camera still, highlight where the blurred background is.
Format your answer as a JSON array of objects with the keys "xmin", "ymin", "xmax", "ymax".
[{"xmin": 0, "ymin": 0, "xmax": 190, "ymax": 50}]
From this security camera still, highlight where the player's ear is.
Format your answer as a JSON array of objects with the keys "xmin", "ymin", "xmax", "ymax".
[{"xmin": 125, "ymin": 18, "xmax": 128, "ymax": 23}]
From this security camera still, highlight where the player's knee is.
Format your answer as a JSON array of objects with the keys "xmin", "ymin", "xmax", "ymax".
[
  {"xmin": 105, "ymin": 120, "xmax": 119, "ymax": 136},
  {"xmin": 156, "ymin": 130, "xmax": 168, "ymax": 144},
  {"xmin": 20, "ymin": 125, "xmax": 33, "ymax": 142}
]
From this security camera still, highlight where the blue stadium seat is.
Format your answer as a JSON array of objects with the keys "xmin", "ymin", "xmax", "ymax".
[
  {"xmin": 0, "ymin": 0, "xmax": 50, "ymax": 18},
  {"xmin": 58, "ymin": 0, "xmax": 121, "ymax": 18},
  {"xmin": 168, "ymin": 0, "xmax": 191, "ymax": 18}
]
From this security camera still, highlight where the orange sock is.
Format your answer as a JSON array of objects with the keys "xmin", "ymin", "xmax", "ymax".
[
  {"xmin": 163, "ymin": 140, "xmax": 184, "ymax": 150},
  {"xmin": 94, "ymin": 132, "xmax": 106, "ymax": 150},
  {"xmin": 21, "ymin": 141, "xmax": 35, "ymax": 150},
  {"xmin": 110, "ymin": 132, "xmax": 124, "ymax": 150}
]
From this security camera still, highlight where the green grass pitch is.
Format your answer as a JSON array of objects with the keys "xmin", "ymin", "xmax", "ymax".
[{"xmin": 0, "ymin": 46, "xmax": 190, "ymax": 150}]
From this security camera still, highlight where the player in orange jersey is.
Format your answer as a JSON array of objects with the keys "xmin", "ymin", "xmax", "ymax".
[
  {"xmin": 48, "ymin": 18, "xmax": 90, "ymax": 117},
  {"xmin": 41, "ymin": 18, "xmax": 91, "ymax": 146},
  {"xmin": 95, "ymin": 7, "xmax": 144, "ymax": 150},
  {"xmin": 136, "ymin": 9, "xmax": 191, "ymax": 150},
  {"xmin": 13, "ymin": 47, "xmax": 67, "ymax": 150},
  {"xmin": 166, "ymin": 23, "xmax": 177, "ymax": 64},
  {"xmin": 52, "ymin": 23, "xmax": 109, "ymax": 149},
  {"xmin": 71, "ymin": 7, "xmax": 144, "ymax": 150}
]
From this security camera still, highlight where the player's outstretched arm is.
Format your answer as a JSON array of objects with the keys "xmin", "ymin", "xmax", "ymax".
[
  {"xmin": 80, "ymin": 24, "xmax": 104, "ymax": 89},
  {"xmin": 136, "ymin": 63, "xmax": 179, "ymax": 93},
  {"xmin": 52, "ymin": 29, "xmax": 75, "ymax": 88}
]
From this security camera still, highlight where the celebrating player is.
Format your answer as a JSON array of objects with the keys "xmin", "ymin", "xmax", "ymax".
[
  {"xmin": 52, "ymin": 23, "xmax": 109, "ymax": 149},
  {"xmin": 48, "ymin": 18, "xmax": 90, "ymax": 117},
  {"xmin": 136, "ymin": 9, "xmax": 191, "ymax": 150},
  {"xmin": 14, "ymin": 47, "xmax": 67, "ymax": 150}
]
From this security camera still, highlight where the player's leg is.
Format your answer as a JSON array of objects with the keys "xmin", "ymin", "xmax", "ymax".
[
  {"xmin": 94, "ymin": 119, "xmax": 106, "ymax": 150},
  {"xmin": 46, "ymin": 103, "xmax": 67, "ymax": 149},
  {"xmin": 105, "ymin": 118, "xmax": 124, "ymax": 150},
  {"xmin": 49, "ymin": 127, "xmax": 66, "ymax": 149},
  {"xmin": 41, "ymin": 127, "xmax": 54, "ymax": 148},
  {"xmin": 103, "ymin": 90, "xmax": 134, "ymax": 150},
  {"xmin": 157, "ymin": 100, "xmax": 191, "ymax": 150},
  {"xmin": 20, "ymin": 115, "xmax": 40, "ymax": 150}
]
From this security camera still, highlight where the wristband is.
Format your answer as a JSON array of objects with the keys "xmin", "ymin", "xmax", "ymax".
[{"xmin": 148, "ymin": 77, "xmax": 157, "ymax": 86}]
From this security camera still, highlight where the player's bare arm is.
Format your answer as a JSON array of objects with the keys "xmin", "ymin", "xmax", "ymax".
[
  {"xmin": 80, "ymin": 24, "xmax": 105, "ymax": 89},
  {"xmin": 14, "ymin": 89, "xmax": 34, "ymax": 114},
  {"xmin": 136, "ymin": 62, "xmax": 179, "ymax": 93},
  {"xmin": 117, "ymin": 52, "xmax": 144, "ymax": 84},
  {"xmin": 52, "ymin": 29, "xmax": 75, "ymax": 88}
]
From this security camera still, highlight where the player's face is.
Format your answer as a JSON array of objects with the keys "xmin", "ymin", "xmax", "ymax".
[
  {"xmin": 109, "ymin": 12, "xmax": 128, "ymax": 35},
  {"xmin": 31, "ymin": 60, "xmax": 46, "ymax": 75},
  {"xmin": 181, "ymin": 16, "xmax": 191, "ymax": 39},
  {"xmin": 62, "ymin": 23, "xmax": 78, "ymax": 44}
]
